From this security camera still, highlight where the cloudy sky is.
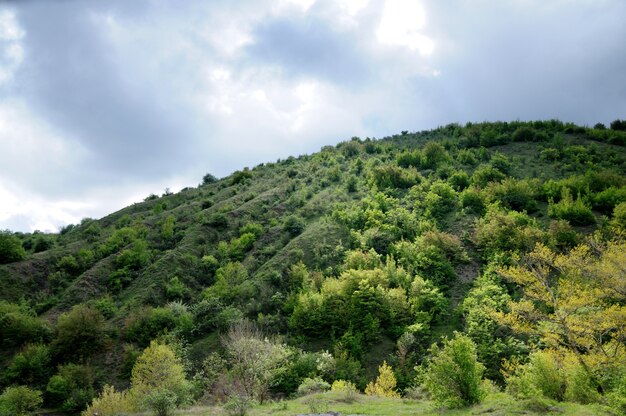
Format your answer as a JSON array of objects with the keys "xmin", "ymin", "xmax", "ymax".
[{"xmin": 1, "ymin": 0, "xmax": 625, "ymax": 232}]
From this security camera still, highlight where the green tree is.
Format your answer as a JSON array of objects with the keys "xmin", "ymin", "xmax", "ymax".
[
  {"xmin": 0, "ymin": 386, "xmax": 42, "ymax": 416},
  {"xmin": 54, "ymin": 304, "xmax": 107, "ymax": 360},
  {"xmin": 0, "ymin": 230, "xmax": 26, "ymax": 264},
  {"xmin": 365, "ymin": 361, "xmax": 400, "ymax": 397},
  {"xmin": 494, "ymin": 240, "xmax": 626, "ymax": 393},
  {"xmin": 130, "ymin": 341, "xmax": 191, "ymax": 411},
  {"xmin": 423, "ymin": 333, "xmax": 485, "ymax": 408}
]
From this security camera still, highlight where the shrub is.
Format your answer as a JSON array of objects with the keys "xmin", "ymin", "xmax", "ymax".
[
  {"xmin": 297, "ymin": 377, "xmax": 331, "ymax": 396},
  {"xmin": 124, "ymin": 304, "xmax": 193, "ymax": 347},
  {"xmin": 202, "ymin": 173, "xmax": 218, "ymax": 185},
  {"xmin": 142, "ymin": 389, "xmax": 178, "ymax": 416},
  {"xmin": 331, "ymin": 380, "xmax": 358, "ymax": 403},
  {"xmin": 487, "ymin": 178, "xmax": 538, "ymax": 212},
  {"xmin": 0, "ymin": 386, "xmax": 42, "ymax": 416},
  {"xmin": 54, "ymin": 304, "xmax": 107, "ymax": 360},
  {"xmin": 423, "ymin": 333, "xmax": 485, "ymax": 408},
  {"xmin": 0, "ymin": 230, "xmax": 26, "ymax": 264},
  {"xmin": 46, "ymin": 363, "xmax": 95, "ymax": 412},
  {"xmin": 471, "ymin": 165, "xmax": 505, "ymax": 188},
  {"xmin": 0, "ymin": 301, "xmax": 51, "ymax": 348},
  {"xmin": 548, "ymin": 189, "xmax": 595, "ymax": 225},
  {"xmin": 82, "ymin": 385, "xmax": 135, "ymax": 416},
  {"xmin": 3, "ymin": 343, "xmax": 51, "ymax": 388},
  {"xmin": 592, "ymin": 186, "xmax": 626, "ymax": 214},
  {"xmin": 224, "ymin": 394, "xmax": 255, "ymax": 416},
  {"xmin": 459, "ymin": 188, "xmax": 486, "ymax": 214},
  {"xmin": 284, "ymin": 216, "xmax": 306, "ymax": 237},
  {"xmin": 365, "ymin": 361, "xmax": 400, "ymax": 398},
  {"xmin": 612, "ymin": 202, "xmax": 626, "ymax": 231},
  {"xmin": 505, "ymin": 350, "xmax": 566, "ymax": 401}
]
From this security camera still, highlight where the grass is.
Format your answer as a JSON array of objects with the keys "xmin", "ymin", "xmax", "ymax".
[{"xmin": 148, "ymin": 391, "xmax": 618, "ymax": 416}]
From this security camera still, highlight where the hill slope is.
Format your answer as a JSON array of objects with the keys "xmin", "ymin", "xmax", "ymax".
[{"xmin": 1, "ymin": 120, "xmax": 626, "ymax": 414}]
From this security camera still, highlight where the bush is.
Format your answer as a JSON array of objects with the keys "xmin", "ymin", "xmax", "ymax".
[
  {"xmin": 365, "ymin": 361, "xmax": 400, "ymax": 398},
  {"xmin": 548, "ymin": 189, "xmax": 595, "ymax": 225},
  {"xmin": 82, "ymin": 385, "xmax": 135, "ymax": 416},
  {"xmin": 284, "ymin": 216, "xmax": 306, "ymax": 237},
  {"xmin": 331, "ymin": 380, "xmax": 358, "ymax": 403},
  {"xmin": 0, "ymin": 230, "xmax": 26, "ymax": 264},
  {"xmin": 0, "ymin": 301, "xmax": 51, "ymax": 349},
  {"xmin": 46, "ymin": 363, "xmax": 95, "ymax": 412},
  {"xmin": 142, "ymin": 389, "xmax": 178, "ymax": 416},
  {"xmin": 124, "ymin": 304, "xmax": 193, "ymax": 347},
  {"xmin": 3, "ymin": 343, "xmax": 51, "ymax": 388},
  {"xmin": 612, "ymin": 202, "xmax": 626, "ymax": 231},
  {"xmin": 505, "ymin": 350, "xmax": 566, "ymax": 401},
  {"xmin": 297, "ymin": 377, "xmax": 331, "ymax": 396},
  {"xmin": 0, "ymin": 386, "xmax": 42, "ymax": 416},
  {"xmin": 224, "ymin": 394, "xmax": 255, "ymax": 416},
  {"xmin": 54, "ymin": 304, "xmax": 107, "ymax": 360},
  {"xmin": 423, "ymin": 333, "xmax": 485, "ymax": 408},
  {"xmin": 471, "ymin": 165, "xmax": 505, "ymax": 188}
]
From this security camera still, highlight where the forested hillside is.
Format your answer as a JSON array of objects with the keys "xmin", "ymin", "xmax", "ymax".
[{"xmin": 1, "ymin": 120, "xmax": 626, "ymax": 415}]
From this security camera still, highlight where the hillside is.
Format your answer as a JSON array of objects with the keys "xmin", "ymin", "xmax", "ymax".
[{"xmin": 1, "ymin": 120, "xmax": 626, "ymax": 415}]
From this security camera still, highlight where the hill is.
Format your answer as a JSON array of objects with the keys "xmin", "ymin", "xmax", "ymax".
[{"xmin": 1, "ymin": 120, "xmax": 626, "ymax": 415}]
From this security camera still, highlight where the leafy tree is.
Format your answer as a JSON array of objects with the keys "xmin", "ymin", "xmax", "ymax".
[
  {"xmin": 0, "ymin": 301, "xmax": 51, "ymax": 349},
  {"xmin": 202, "ymin": 173, "xmax": 218, "ymax": 185},
  {"xmin": 423, "ymin": 333, "xmax": 485, "ymax": 408},
  {"xmin": 82, "ymin": 385, "xmax": 134, "ymax": 416},
  {"xmin": 54, "ymin": 304, "xmax": 107, "ymax": 360},
  {"xmin": 0, "ymin": 386, "xmax": 42, "ymax": 416},
  {"xmin": 0, "ymin": 230, "xmax": 26, "ymax": 264},
  {"xmin": 46, "ymin": 363, "xmax": 95, "ymax": 412},
  {"xmin": 3, "ymin": 344, "xmax": 51, "ymax": 389},
  {"xmin": 130, "ymin": 341, "xmax": 192, "ymax": 410},
  {"xmin": 365, "ymin": 361, "xmax": 400, "ymax": 397},
  {"xmin": 222, "ymin": 321, "xmax": 289, "ymax": 403},
  {"xmin": 494, "ymin": 240, "xmax": 626, "ymax": 393}
]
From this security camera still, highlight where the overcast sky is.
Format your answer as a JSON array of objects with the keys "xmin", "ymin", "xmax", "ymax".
[{"xmin": 1, "ymin": 0, "xmax": 625, "ymax": 232}]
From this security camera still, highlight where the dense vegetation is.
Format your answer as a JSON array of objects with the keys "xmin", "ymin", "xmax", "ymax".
[{"xmin": 1, "ymin": 120, "xmax": 626, "ymax": 415}]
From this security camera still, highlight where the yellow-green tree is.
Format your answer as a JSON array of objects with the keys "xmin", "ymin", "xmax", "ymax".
[
  {"xmin": 365, "ymin": 361, "xmax": 400, "ymax": 397},
  {"xmin": 130, "ymin": 341, "xmax": 191, "ymax": 411},
  {"xmin": 494, "ymin": 239, "xmax": 626, "ymax": 393}
]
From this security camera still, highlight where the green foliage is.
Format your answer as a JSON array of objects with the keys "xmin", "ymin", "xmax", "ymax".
[
  {"xmin": 471, "ymin": 164, "xmax": 505, "ymax": 188},
  {"xmin": 548, "ymin": 188, "xmax": 595, "ymax": 225},
  {"xmin": 202, "ymin": 172, "xmax": 218, "ymax": 185},
  {"xmin": 0, "ymin": 385, "xmax": 42, "ymax": 416},
  {"xmin": 0, "ymin": 301, "xmax": 50, "ymax": 348},
  {"xmin": 284, "ymin": 215, "xmax": 306, "ymax": 237},
  {"xmin": 473, "ymin": 206, "xmax": 543, "ymax": 258},
  {"xmin": 612, "ymin": 202, "xmax": 626, "ymax": 231},
  {"xmin": 124, "ymin": 303, "xmax": 193, "ymax": 347},
  {"xmin": 3, "ymin": 343, "xmax": 51, "ymax": 388},
  {"xmin": 46, "ymin": 363, "xmax": 95, "ymax": 412},
  {"xmin": 297, "ymin": 377, "xmax": 331, "ymax": 396},
  {"xmin": 365, "ymin": 361, "xmax": 400, "ymax": 397},
  {"xmin": 131, "ymin": 341, "xmax": 192, "ymax": 410},
  {"xmin": 54, "ymin": 304, "xmax": 107, "ymax": 360},
  {"xmin": 231, "ymin": 168, "xmax": 253, "ymax": 185},
  {"xmin": 0, "ymin": 230, "xmax": 26, "ymax": 264},
  {"xmin": 369, "ymin": 164, "xmax": 420, "ymax": 189},
  {"xmin": 82, "ymin": 385, "xmax": 135, "ymax": 416},
  {"xmin": 423, "ymin": 333, "xmax": 485, "ymax": 408}
]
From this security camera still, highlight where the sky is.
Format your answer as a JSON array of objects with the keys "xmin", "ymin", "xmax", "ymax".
[{"xmin": 0, "ymin": 0, "xmax": 625, "ymax": 232}]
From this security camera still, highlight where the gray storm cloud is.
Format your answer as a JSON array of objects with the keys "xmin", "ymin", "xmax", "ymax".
[{"xmin": 0, "ymin": 0, "xmax": 624, "ymax": 231}]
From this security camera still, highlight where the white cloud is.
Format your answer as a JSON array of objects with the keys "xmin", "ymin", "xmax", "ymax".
[{"xmin": 377, "ymin": 0, "xmax": 434, "ymax": 55}]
